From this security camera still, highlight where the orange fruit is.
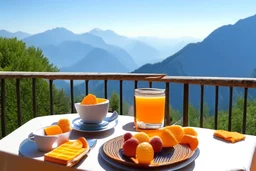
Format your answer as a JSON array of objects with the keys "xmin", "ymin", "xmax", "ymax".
[
  {"xmin": 183, "ymin": 127, "xmax": 198, "ymax": 137},
  {"xmin": 180, "ymin": 134, "xmax": 199, "ymax": 151},
  {"xmin": 139, "ymin": 129, "xmax": 162, "ymax": 138},
  {"xmin": 164, "ymin": 125, "xmax": 185, "ymax": 143},
  {"xmin": 81, "ymin": 94, "xmax": 97, "ymax": 105},
  {"xmin": 58, "ymin": 118, "xmax": 72, "ymax": 133},
  {"xmin": 136, "ymin": 142, "xmax": 154, "ymax": 165},
  {"xmin": 133, "ymin": 132, "xmax": 150, "ymax": 144},
  {"xmin": 160, "ymin": 129, "xmax": 178, "ymax": 148},
  {"xmin": 44, "ymin": 125, "xmax": 62, "ymax": 135},
  {"xmin": 96, "ymin": 98, "xmax": 107, "ymax": 104}
]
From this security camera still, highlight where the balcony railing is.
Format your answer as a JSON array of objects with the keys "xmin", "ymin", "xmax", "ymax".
[{"xmin": 1, "ymin": 71, "xmax": 256, "ymax": 138}]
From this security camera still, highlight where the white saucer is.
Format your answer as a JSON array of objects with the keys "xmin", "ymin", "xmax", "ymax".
[{"xmin": 71, "ymin": 113, "xmax": 118, "ymax": 132}]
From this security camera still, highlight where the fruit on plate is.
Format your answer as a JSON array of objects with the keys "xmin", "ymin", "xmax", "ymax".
[
  {"xmin": 58, "ymin": 118, "xmax": 72, "ymax": 133},
  {"xmin": 44, "ymin": 125, "xmax": 63, "ymax": 135},
  {"xmin": 160, "ymin": 129, "xmax": 178, "ymax": 148},
  {"xmin": 81, "ymin": 94, "xmax": 97, "ymax": 105},
  {"xmin": 136, "ymin": 142, "xmax": 154, "ymax": 165},
  {"xmin": 180, "ymin": 134, "xmax": 199, "ymax": 151},
  {"xmin": 149, "ymin": 136, "xmax": 163, "ymax": 153},
  {"xmin": 164, "ymin": 125, "xmax": 185, "ymax": 143},
  {"xmin": 133, "ymin": 132, "xmax": 150, "ymax": 144},
  {"xmin": 122, "ymin": 138, "xmax": 139, "ymax": 157},
  {"xmin": 124, "ymin": 132, "xmax": 133, "ymax": 142},
  {"xmin": 183, "ymin": 127, "xmax": 198, "ymax": 137}
]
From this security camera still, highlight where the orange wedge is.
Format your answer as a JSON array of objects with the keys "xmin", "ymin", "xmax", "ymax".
[
  {"xmin": 180, "ymin": 134, "xmax": 199, "ymax": 151},
  {"xmin": 44, "ymin": 125, "xmax": 62, "ymax": 135},
  {"xmin": 183, "ymin": 127, "xmax": 198, "ymax": 137},
  {"xmin": 81, "ymin": 94, "xmax": 97, "ymax": 105},
  {"xmin": 160, "ymin": 129, "xmax": 178, "ymax": 148},
  {"xmin": 164, "ymin": 125, "xmax": 185, "ymax": 143}
]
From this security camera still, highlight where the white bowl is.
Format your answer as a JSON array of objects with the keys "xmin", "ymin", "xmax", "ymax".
[
  {"xmin": 75, "ymin": 99, "xmax": 109, "ymax": 124},
  {"xmin": 28, "ymin": 126, "xmax": 71, "ymax": 152}
]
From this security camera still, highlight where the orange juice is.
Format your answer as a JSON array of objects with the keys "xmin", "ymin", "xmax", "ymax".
[{"xmin": 134, "ymin": 88, "xmax": 165, "ymax": 129}]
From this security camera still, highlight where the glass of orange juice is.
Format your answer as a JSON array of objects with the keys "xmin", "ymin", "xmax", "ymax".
[{"xmin": 134, "ymin": 88, "xmax": 165, "ymax": 129}]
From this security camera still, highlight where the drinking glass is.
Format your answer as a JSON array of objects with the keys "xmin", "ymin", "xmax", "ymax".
[{"xmin": 134, "ymin": 88, "xmax": 165, "ymax": 129}]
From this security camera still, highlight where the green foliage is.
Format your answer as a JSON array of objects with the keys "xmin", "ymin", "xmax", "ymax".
[
  {"xmin": 0, "ymin": 38, "xmax": 69, "ymax": 137},
  {"xmin": 109, "ymin": 92, "xmax": 119, "ymax": 112}
]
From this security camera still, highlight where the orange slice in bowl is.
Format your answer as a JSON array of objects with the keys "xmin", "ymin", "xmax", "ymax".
[
  {"xmin": 44, "ymin": 125, "xmax": 63, "ymax": 135},
  {"xmin": 96, "ymin": 98, "xmax": 107, "ymax": 104},
  {"xmin": 81, "ymin": 94, "xmax": 97, "ymax": 105}
]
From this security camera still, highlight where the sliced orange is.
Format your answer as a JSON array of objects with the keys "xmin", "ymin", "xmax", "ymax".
[
  {"xmin": 164, "ymin": 125, "xmax": 185, "ymax": 143},
  {"xmin": 81, "ymin": 94, "xmax": 97, "ymax": 105},
  {"xmin": 72, "ymin": 137, "xmax": 88, "ymax": 148},
  {"xmin": 58, "ymin": 118, "xmax": 72, "ymax": 133},
  {"xmin": 180, "ymin": 134, "xmax": 199, "ymax": 151},
  {"xmin": 96, "ymin": 98, "xmax": 107, "ymax": 104},
  {"xmin": 183, "ymin": 127, "xmax": 198, "ymax": 137},
  {"xmin": 160, "ymin": 129, "xmax": 178, "ymax": 148},
  {"xmin": 44, "ymin": 125, "xmax": 62, "ymax": 135}
]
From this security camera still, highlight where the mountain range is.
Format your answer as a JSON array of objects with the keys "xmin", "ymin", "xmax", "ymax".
[
  {"xmin": 2, "ymin": 14, "xmax": 255, "ymax": 112},
  {"xmin": 70, "ymin": 14, "xmax": 256, "ymax": 112},
  {"xmin": 0, "ymin": 30, "xmax": 31, "ymax": 39}
]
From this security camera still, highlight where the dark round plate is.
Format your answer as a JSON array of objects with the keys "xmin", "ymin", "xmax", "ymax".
[{"xmin": 102, "ymin": 135, "xmax": 199, "ymax": 168}]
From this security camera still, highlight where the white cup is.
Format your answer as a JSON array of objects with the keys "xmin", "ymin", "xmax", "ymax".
[{"xmin": 28, "ymin": 126, "xmax": 71, "ymax": 152}]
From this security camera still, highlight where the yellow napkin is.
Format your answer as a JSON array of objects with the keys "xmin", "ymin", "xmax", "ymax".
[{"xmin": 214, "ymin": 130, "xmax": 245, "ymax": 143}]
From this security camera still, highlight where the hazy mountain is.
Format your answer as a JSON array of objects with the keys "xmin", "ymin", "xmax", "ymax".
[
  {"xmin": 137, "ymin": 36, "xmax": 201, "ymax": 58},
  {"xmin": 0, "ymin": 30, "xmax": 31, "ymax": 39},
  {"xmin": 61, "ymin": 48, "xmax": 129, "ymax": 73},
  {"xmin": 23, "ymin": 27, "xmax": 105, "ymax": 47},
  {"xmin": 23, "ymin": 27, "xmax": 137, "ymax": 71},
  {"xmin": 90, "ymin": 28, "xmax": 161, "ymax": 66},
  {"xmin": 41, "ymin": 41, "xmax": 94, "ymax": 67}
]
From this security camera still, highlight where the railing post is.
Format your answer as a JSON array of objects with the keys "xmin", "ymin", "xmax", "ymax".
[
  {"xmin": 183, "ymin": 84, "xmax": 189, "ymax": 126},
  {"xmin": 165, "ymin": 82, "xmax": 170, "ymax": 126},
  {"xmin": 49, "ymin": 80, "xmax": 54, "ymax": 115},
  {"xmin": 32, "ymin": 78, "xmax": 37, "ymax": 118},
  {"xmin": 1, "ymin": 79, "xmax": 6, "ymax": 137},
  {"xmin": 16, "ymin": 79, "xmax": 21, "ymax": 126},
  {"xmin": 70, "ymin": 80, "xmax": 74, "ymax": 113},
  {"xmin": 214, "ymin": 86, "xmax": 219, "ymax": 130},
  {"xmin": 200, "ymin": 85, "xmax": 204, "ymax": 128},
  {"xmin": 149, "ymin": 81, "xmax": 152, "ymax": 88},
  {"xmin": 228, "ymin": 87, "xmax": 233, "ymax": 131},
  {"xmin": 119, "ymin": 80, "xmax": 123, "ymax": 115},
  {"xmin": 104, "ymin": 80, "xmax": 108, "ymax": 99},
  {"xmin": 242, "ymin": 88, "xmax": 248, "ymax": 134},
  {"xmin": 85, "ymin": 80, "xmax": 89, "ymax": 95}
]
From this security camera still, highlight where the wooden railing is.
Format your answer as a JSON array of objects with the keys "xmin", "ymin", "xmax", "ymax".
[{"xmin": 1, "ymin": 72, "xmax": 256, "ymax": 138}]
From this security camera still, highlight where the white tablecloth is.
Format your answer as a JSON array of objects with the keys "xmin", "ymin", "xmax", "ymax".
[{"xmin": 0, "ymin": 114, "xmax": 255, "ymax": 171}]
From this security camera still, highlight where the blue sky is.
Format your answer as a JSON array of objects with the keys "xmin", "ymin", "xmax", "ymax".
[{"xmin": 0, "ymin": 0, "xmax": 256, "ymax": 39}]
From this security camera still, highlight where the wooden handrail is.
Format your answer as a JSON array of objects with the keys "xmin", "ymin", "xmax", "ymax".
[
  {"xmin": 0, "ymin": 72, "xmax": 166, "ymax": 81},
  {"xmin": 161, "ymin": 76, "xmax": 256, "ymax": 88}
]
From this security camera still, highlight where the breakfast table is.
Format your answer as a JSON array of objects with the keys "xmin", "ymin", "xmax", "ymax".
[{"xmin": 0, "ymin": 113, "xmax": 256, "ymax": 171}]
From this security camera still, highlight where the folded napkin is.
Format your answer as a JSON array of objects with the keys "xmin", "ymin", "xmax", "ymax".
[{"xmin": 214, "ymin": 130, "xmax": 245, "ymax": 143}]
